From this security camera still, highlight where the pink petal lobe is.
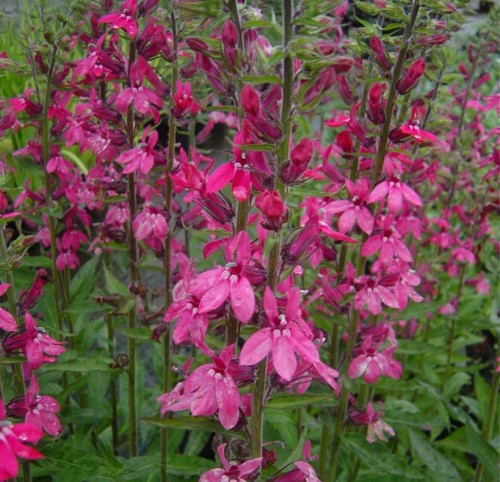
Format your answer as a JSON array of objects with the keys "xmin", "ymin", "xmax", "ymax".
[
  {"xmin": 240, "ymin": 328, "xmax": 273, "ymax": 366},
  {"xmin": 206, "ymin": 163, "xmax": 235, "ymax": 193},
  {"xmin": 272, "ymin": 335, "xmax": 297, "ymax": 381},
  {"xmin": 230, "ymin": 276, "xmax": 255, "ymax": 323},
  {"xmin": 198, "ymin": 279, "xmax": 230, "ymax": 314}
]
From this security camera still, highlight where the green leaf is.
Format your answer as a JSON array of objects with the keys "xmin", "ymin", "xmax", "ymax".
[
  {"xmin": 70, "ymin": 256, "xmax": 101, "ymax": 299},
  {"xmin": 142, "ymin": 416, "xmax": 245, "ymax": 439},
  {"xmin": 474, "ymin": 373, "xmax": 490, "ymax": 423},
  {"xmin": 465, "ymin": 423, "xmax": 500, "ymax": 478},
  {"xmin": 115, "ymin": 327, "xmax": 152, "ymax": 341},
  {"xmin": 44, "ymin": 356, "xmax": 113, "ymax": 372},
  {"xmin": 443, "ymin": 372, "xmax": 471, "ymax": 398},
  {"xmin": 408, "ymin": 429, "xmax": 461, "ymax": 481},
  {"xmin": 104, "ymin": 266, "xmax": 130, "ymax": 297},
  {"xmin": 343, "ymin": 434, "xmax": 426, "ymax": 480},
  {"xmin": 0, "ymin": 355, "xmax": 26, "ymax": 365},
  {"xmin": 241, "ymin": 74, "xmax": 282, "ymax": 85},
  {"xmin": 267, "ymin": 393, "xmax": 338, "ymax": 410},
  {"xmin": 239, "ymin": 143, "xmax": 276, "ymax": 152}
]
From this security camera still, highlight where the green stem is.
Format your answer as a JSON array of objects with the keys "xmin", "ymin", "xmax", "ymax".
[
  {"xmin": 160, "ymin": 11, "xmax": 179, "ymax": 481},
  {"xmin": 473, "ymin": 341, "xmax": 499, "ymax": 482},
  {"xmin": 371, "ymin": 0, "xmax": 420, "ymax": 187},
  {"xmin": 106, "ymin": 313, "xmax": 119, "ymax": 455},
  {"xmin": 251, "ymin": 0, "xmax": 294, "ymax": 459},
  {"xmin": 443, "ymin": 264, "xmax": 466, "ymax": 389},
  {"xmin": 126, "ymin": 37, "xmax": 139, "ymax": 458}
]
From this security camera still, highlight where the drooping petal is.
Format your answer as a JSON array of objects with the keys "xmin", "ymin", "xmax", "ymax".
[
  {"xmin": 198, "ymin": 278, "xmax": 230, "ymax": 314},
  {"xmin": 361, "ymin": 235, "xmax": 382, "ymax": 257},
  {"xmin": 240, "ymin": 328, "xmax": 273, "ymax": 366},
  {"xmin": 0, "ymin": 307, "xmax": 17, "ymax": 331},
  {"xmin": 388, "ymin": 186, "xmax": 403, "ymax": 212},
  {"xmin": 272, "ymin": 335, "xmax": 297, "ymax": 381},
  {"xmin": 368, "ymin": 181, "xmax": 389, "ymax": 203},
  {"xmin": 263, "ymin": 287, "xmax": 278, "ymax": 321},
  {"xmin": 215, "ymin": 376, "xmax": 240, "ymax": 429},
  {"xmin": 400, "ymin": 183, "xmax": 422, "ymax": 206},
  {"xmin": 338, "ymin": 208, "xmax": 356, "ymax": 233},
  {"xmin": 357, "ymin": 207, "xmax": 374, "ymax": 235},
  {"xmin": 230, "ymin": 276, "xmax": 255, "ymax": 323},
  {"xmin": 206, "ymin": 163, "xmax": 235, "ymax": 193}
]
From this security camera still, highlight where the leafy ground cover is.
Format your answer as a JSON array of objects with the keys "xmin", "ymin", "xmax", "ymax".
[{"xmin": 0, "ymin": 0, "xmax": 498, "ymax": 481}]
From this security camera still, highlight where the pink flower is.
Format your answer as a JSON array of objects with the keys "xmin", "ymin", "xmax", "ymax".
[
  {"xmin": 350, "ymin": 402, "xmax": 395, "ymax": 443},
  {"xmin": 157, "ymin": 345, "xmax": 243, "ymax": 429},
  {"xmin": 0, "ymin": 284, "xmax": 16, "ymax": 332},
  {"xmin": 369, "ymin": 176, "xmax": 422, "ymax": 213},
  {"xmin": 99, "ymin": 0, "xmax": 138, "ymax": 38},
  {"xmin": 361, "ymin": 216, "xmax": 413, "ymax": 265},
  {"xmin": 17, "ymin": 269, "xmax": 50, "ymax": 312},
  {"xmin": 132, "ymin": 206, "xmax": 168, "ymax": 251},
  {"xmin": 117, "ymin": 130, "xmax": 158, "ymax": 175},
  {"xmin": 353, "ymin": 274, "xmax": 399, "ymax": 315},
  {"xmin": 3, "ymin": 313, "xmax": 65, "ymax": 371},
  {"xmin": 0, "ymin": 399, "xmax": 43, "ymax": 482},
  {"xmin": 325, "ymin": 178, "xmax": 374, "ymax": 234},
  {"xmin": 192, "ymin": 231, "xmax": 256, "ymax": 323},
  {"xmin": 6, "ymin": 375, "xmax": 61, "ymax": 437},
  {"xmin": 240, "ymin": 287, "xmax": 320, "ymax": 381},
  {"xmin": 396, "ymin": 59, "xmax": 426, "ymax": 95},
  {"xmin": 173, "ymin": 81, "xmax": 194, "ymax": 118},
  {"xmin": 200, "ymin": 444, "xmax": 262, "ymax": 482}
]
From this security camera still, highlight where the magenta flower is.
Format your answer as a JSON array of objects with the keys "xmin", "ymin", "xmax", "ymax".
[
  {"xmin": 368, "ymin": 175, "xmax": 422, "ymax": 213},
  {"xmin": 361, "ymin": 216, "xmax": 413, "ymax": 265},
  {"xmin": 348, "ymin": 323, "xmax": 402, "ymax": 384},
  {"xmin": 0, "ymin": 284, "xmax": 16, "ymax": 332},
  {"xmin": 240, "ymin": 287, "xmax": 320, "ymax": 381},
  {"xmin": 3, "ymin": 313, "xmax": 65, "ymax": 371},
  {"xmin": 6, "ymin": 375, "xmax": 61, "ymax": 437},
  {"xmin": 192, "ymin": 231, "xmax": 256, "ymax": 323},
  {"xmin": 99, "ymin": 0, "xmax": 138, "ymax": 38},
  {"xmin": 17, "ymin": 269, "xmax": 50, "ymax": 312},
  {"xmin": 350, "ymin": 402, "xmax": 395, "ymax": 443},
  {"xmin": 157, "ymin": 345, "xmax": 242, "ymax": 429},
  {"xmin": 132, "ymin": 206, "xmax": 167, "ymax": 251},
  {"xmin": 326, "ymin": 178, "xmax": 374, "ymax": 234},
  {"xmin": 199, "ymin": 444, "xmax": 262, "ymax": 482},
  {"xmin": 117, "ymin": 130, "xmax": 158, "ymax": 175},
  {"xmin": 173, "ymin": 81, "xmax": 194, "ymax": 118},
  {"xmin": 0, "ymin": 399, "xmax": 43, "ymax": 482},
  {"xmin": 353, "ymin": 274, "xmax": 399, "ymax": 315}
]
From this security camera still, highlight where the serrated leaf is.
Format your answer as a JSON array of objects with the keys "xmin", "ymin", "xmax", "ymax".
[
  {"xmin": 267, "ymin": 393, "xmax": 337, "ymax": 410},
  {"xmin": 343, "ymin": 434, "xmax": 425, "ymax": 480},
  {"xmin": 408, "ymin": 429, "xmax": 461, "ymax": 481},
  {"xmin": 465, "ymin": 423, "xmax": 500, "ymax": 478}
]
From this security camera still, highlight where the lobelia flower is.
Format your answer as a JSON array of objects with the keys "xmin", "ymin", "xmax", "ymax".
[
  {"xmin": 350, "ymin": 401, "xmax": 395, "ymax": 443},
  {"xmin": 132, "ymin": 205, "xmax": 168, "ymax": 251},
  {"xmin": 367, "ymin": 82, "xmax": 387, "ymax": 125},
  {"xmin": 396, "ymin": 59, "xmax": 426, "ymax": 95},
  {"xmin": 116, "ymin": 129, "xmax": 159, "ymax": 175},
  {"xmin": 3, "ymin": 313, "xmax": 65, "ymax": 372},
  {"xmin": 325, "ymin": 178, "xmax": 374, "ymax": 234},
  {"xmin": 255, "ymin": 190, "xmax": 287, "ymax": 231},
  {"xmin": 273, "ymin": 440, "xmax": 321, "ymax": 482},
  {"xmin": 369, "ymin": 36, "xmax": 392, "ymax": 74},
  {"xmin": 361, "ymin": 215, "xmax": 413, "ymax": 265},
  {"xmin": 199, "ymin": 444, "xmax": 262, "ymax": 482},
  {"xmin": 281, "ymin": 138, "xmax": 314, "ymax": 184},
  {"xmin": 17, "ymin": 269, "xmax": 50, "ymax": 312},
  {"xmin": 173, "ymin": 81, "xmax": 194, "ymax": 118},
  {"xmin": 353, "ymin": 273, "xmax": 400, "ymax": 315},
  {"xmin": 190, "ymin": 231, "xmax": 256, "ymax": 323},
  {"xmin": 0, "ymin": 284, "xmax": 16, "ymax": 332},
  {"xmin": 157, "ymin": 345, "xmax": 244, "ymax": 430},
  {"xmin": 6, "ymin": 375, "xmax": 61, "ymax": 437},
  {"xmin": 0, "ymin": 399, "xmax": 43, "ymax": 482},
  {"xmin": 239, "ymin": 287, "xmax": 321, "ymax": 381},
  {"xmin": 368, "ymin": 171, "xmax": 422, "ymax": 213},
  {"xmin": 98, "ymin": 0, "xmax": 138, "ymax": 38}
]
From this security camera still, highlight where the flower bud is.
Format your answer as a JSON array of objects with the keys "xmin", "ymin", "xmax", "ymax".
[
  {"xmin": 396, "ymin": 59, "xmax": 426, "ymax": 95},
  {"xmin": 221, "ymin": 20, "xmax": 238, "ymax": 48},
  {"xmin": 369, "ymin": 36, "xmax": 391, "ymax": 73},
  {"xmin": 186, "ymin": 37, "xmax": 209, "ymax": 53},
  {"xmin": 255, "ymin": 190, "xmax": 287, "ymax": 231},
  {"xmin": 336, "ymin": 130, "xmax": 354, "ymax": 156},
  {"xmin": 241, "ymin": 84, "xmax": 261, "ymax": 118},
  {"xmin": 367, "ymin": 82, "xmax": 387, "ymax": 125},
  {"xmin": 281, "ymin": 138, "xmax": 313, "ymax": 184}
]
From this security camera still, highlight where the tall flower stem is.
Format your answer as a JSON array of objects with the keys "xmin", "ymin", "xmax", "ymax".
[
  {"xmin": 226, "ymin": 0, "xmax": 248, "ymax": 347},
  {"xmin": 126, "ymin": 37, "xmax": 139, "ymax": 458},
  {"xmin": 327, "ymin": 5, "xmax": 420, "ymax": 480},
  {"xmin": 106, "ymin": 313, "xmax": 119, "ymax": 455},
  {"xmin": 251, "ymin": 0, "xmax": 294, "ymax": 460},
  {"xmin": 160, "ymin": 10, "xmax": 178, "ymax": 482}
]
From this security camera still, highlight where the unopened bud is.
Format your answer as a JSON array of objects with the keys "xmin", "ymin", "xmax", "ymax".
[
  {"xmin": 396, "ymin": 59, "xmax": 426, "ymax": 95},
  {"xmin": 241, "ymin": 84, "xmax": 261, "ymax": 118}
]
